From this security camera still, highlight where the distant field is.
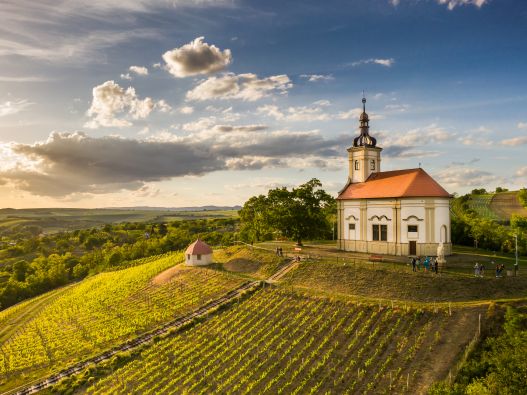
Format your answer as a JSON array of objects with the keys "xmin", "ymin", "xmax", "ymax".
[
  {"xmin": 0, "ymin": 208, "xmax": 239, "ymax": 233},
  {"xmin": 466, "ymin": 191, "xmax": 527, "ymax": 222}
]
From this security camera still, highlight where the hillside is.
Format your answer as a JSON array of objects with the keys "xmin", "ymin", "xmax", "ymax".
[
  {"xmin": 1, "ymin": 245, "xmax": 525, "ymax": 395},
  {"xmin": 0, "ymin": 252, "xmax": 246, "ymax": 393},
  {"xmin": 463, "ymin": 190, "xmax": 527, "ymax": 223}
]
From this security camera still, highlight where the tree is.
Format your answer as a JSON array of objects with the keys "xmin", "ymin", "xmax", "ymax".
[
  {"xmin": 518, "ymin": 188, "xmax": 527, "ymax": 208},
  {"xmin": 495, "ymin": 186, "xmax": 508, "ymax": 193},
  {"xmin": 240, "ymin": 178, "xmax": 335, "ymax": 246}
]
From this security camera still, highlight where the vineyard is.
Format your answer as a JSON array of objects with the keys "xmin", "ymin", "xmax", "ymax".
[
  {"xmin": 467, "ymin": 194, "xmax": 500, "ymax": 221},
  {"xmin": 0, "ymin": 252, "xmax": 246, "ymax": 392},
  {"xmin": 82, "ymin": 288, "xmax": 480, "ymax": 394}
]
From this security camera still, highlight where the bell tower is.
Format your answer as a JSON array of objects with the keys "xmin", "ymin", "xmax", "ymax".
[{"xmin": 347, "ymin": 95, "xmax": 382, "ymax": 183}]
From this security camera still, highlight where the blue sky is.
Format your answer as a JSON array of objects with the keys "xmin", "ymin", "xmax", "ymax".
[{"xmin": 0, "ymin": 0, "xmax": 526, "ymax": 208}]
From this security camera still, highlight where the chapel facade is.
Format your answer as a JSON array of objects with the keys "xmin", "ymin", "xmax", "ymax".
[{"xmin": 336, "ymin": 97, "xmax": 452, "ymax": 257}]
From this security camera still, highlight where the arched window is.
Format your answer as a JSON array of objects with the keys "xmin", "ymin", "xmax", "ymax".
[{"xmin": 354, "ymin": 160, "xmax": 359, "ymax": 170}]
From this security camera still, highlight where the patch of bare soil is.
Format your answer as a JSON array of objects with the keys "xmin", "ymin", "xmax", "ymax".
[
  {"xmin": 151, "ymin": 264, "xmax": 187, "ymax": 285},
  {"xmin": 413, "ymin": 307, "xmax": 483, "ymax": 394},
  {"xmin": 223, "ymin": 258, "xmax": 260, "ymax": 273}
]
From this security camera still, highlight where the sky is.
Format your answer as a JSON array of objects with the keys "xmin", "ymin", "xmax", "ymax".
[{"xmin": 0, "ymin": 0, "xmax": 526, "ymax": 208}]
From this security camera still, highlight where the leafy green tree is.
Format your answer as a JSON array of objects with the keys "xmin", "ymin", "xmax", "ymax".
[{"xmin": 240, "ymin": 178, "xmax": 335, "ymax": 246}]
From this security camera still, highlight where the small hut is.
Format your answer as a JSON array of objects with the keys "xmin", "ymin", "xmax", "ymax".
[{"xmin": 185, "ymin": 239, "xmax": 213, "ymax": 266}]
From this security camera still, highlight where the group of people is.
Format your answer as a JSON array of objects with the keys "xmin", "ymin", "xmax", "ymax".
[
  {"xmin": 411, "ymin": 256, "xmax": 439, "ymax": 274},
  {"xmin": 474, "ymin": 262, "xmax": 485, "ymax": 277}
]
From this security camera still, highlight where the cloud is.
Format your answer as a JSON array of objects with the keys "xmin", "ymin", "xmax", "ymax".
[
  {"xmin": 0, "ymin": 128, "xmax": 348, "ymax": 197},
  {"xmin": 85, "ymin": 80, "xmax": 155, "ymax": 128},
  {"xmin": 501, "ymin": 136, "xmax": 527, "ymax": 146},
  {"xmin": 120, "ymin": 73, "xmax": 132, "ymax": 80},
  {"xmin": 129, "ymin": 65, "xmax": 148, "ymax": 76},
  {"xmin": 257, "ymin": 104, "xmax": 331, "ymax": 122},
  {"xmin": 434, "ymin": 167, "xmax": 501, "ymax": 188},
  {"xmin": 300, "ymin": 74, "xmax": 334, "ymax": 82},
  {"xmin": 162, "ymin": 37, "xmax": 232, "ymax": 78},
  {"xmin": 517, "ymin": 122, "xmax": 527, "ymax": 130},
  {"xmin": 0, "ymin": 99, "xmax": 34, "ymax": 117},
  {"xmin": 156, "ymin": 99, "xmax": 172, "ymax": 113},
  {"xmin": 0, "ymin": 75, "xmax": 48, "ymax": 82},
  {"xmin": 437, "ymin": 0, "xmax": 488, "ymax": 10},
  {"xmin": 337, "ymin": 108, "xmax": 383, "ymax": 121},
  {"xmin": 186, "ymin": 73, "xmax": 292, "ymax": 101},
  {"xmin": 351, "ymin": 58, "xmax": 395, "ymax": 67},
  {"xmin": 516, "ymin": 167, "xmax": 527, "ymax": 177},
  {"xmin": 179, "ymin": 106, "xmax": 194, "ymax": 114}
]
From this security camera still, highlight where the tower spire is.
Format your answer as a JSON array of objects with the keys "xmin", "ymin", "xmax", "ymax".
[{"xmin": 353, "ymin": 94, "xmax": 377, "ymax": 148}]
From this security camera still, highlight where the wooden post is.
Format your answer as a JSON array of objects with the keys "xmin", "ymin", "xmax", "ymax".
[{"xmin": 478, "ymin": 313, "xmax": 481, "ymax": 336}]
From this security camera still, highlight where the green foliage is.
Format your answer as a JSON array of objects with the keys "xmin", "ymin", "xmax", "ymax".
[
  {"xmin": 0, "ymin": 253, "xmax": 245, "ymax": 384},
  {"xmin": 0, "ymin": 218, "xmax": 239, "ymax": 310},
  {"xmin": 510, "ymin": 214, "xmax": 527, "ymax": 230},
  {"xmin": 451, "ymin": 194, "xmax": 526, "ymax": 254},
  {"xmin": 239, "ymin": 178, "xmax": 335, "ymax": 245},
  {"xmin": 430, "ymin": 306, "xmax": 527, "ymax": 395},
  {"xmin": 471, "ymin": 188, "xmax": 488, "ymax": 195},
  {"xmin": 519, "ymin": 188, "xmax": 527, "ymax": 208},
  {"xmin": 495, "ymin": 187, "xmax": 509, "ymax": 193}
]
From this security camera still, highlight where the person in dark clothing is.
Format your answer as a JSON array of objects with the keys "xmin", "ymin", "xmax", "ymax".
[
  {"xmin": 411, "ymin": 257, "xmax": 416, "ymax": 272},
  {"xmin": 433, "ymin": 258, "xmax": 439, "ymax": 274}
]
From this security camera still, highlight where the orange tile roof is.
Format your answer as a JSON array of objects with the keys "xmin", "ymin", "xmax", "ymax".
[
  {"xmin": 337, "ymin": 168, "xmax": 451, "ymax": 200},
  {"xmin": 185, "ymin": 239, "xmax": 213, "ymax": 255}
]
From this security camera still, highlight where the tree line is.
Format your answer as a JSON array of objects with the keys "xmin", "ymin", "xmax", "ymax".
[
  {"xmin": 0, "ymin": 218, "xmax": 237, "ymax": 310},
  {"xmin": 238, "ymin": 178, "xmax": 335, "ymax": 246},
  {"xmin": 451, "ymin": 193, "xmax": 526, "ymax": 255}
]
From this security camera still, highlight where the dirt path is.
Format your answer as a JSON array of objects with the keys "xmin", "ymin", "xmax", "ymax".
[{"xmin": 151, "ymin": 264, "xmax": 187, "ymax": 285}]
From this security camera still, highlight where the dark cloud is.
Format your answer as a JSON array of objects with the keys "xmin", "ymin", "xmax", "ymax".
[{"xmin": 1, "ymin": 129, "xmax": 348, "ymax": 197}]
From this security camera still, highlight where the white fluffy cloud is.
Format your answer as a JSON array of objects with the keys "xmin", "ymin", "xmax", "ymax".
[
  {"xmin": 351, "ymin": 58, "xmax": 395, "ymax": 67},
  {"xmin": 162, "ymin": 37, "xmax": 232, "ymax": 78},
  {"xmin": 300, "ymin": 74, "xmax": 334, "ymax": 82},
  {"xmin": 437, "ymin": 0, "xmax": 488, "ymax": 10},
  {"xmin": 186, "ymin": 73, "xmax": 292, "ymax": 101},
  {"xmin": 517, "ymin": 122, "xmax": 527, "ymax": 130},
  {"xmin": 0, "ymin": 99, "xmax": 34, "ymax": 117},
  {"xmin": 129, "ymin": 65, "xmax": 148, "ymax": 75},
  {"xmin": 156, "ymin": 99, "xmax": 172, "ymax": 113},
  {"xmin": 257, "ymin": 103, "xmax": 331, "ymax": 122},
  {"xmin": 179, "ymin": 106, "xmax": 194, "ymax": 114},
  {"xmin": 85, "ymin": 80, "xmax": 155, "ymax": 128}
]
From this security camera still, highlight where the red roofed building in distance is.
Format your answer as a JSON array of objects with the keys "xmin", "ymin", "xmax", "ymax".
[
  {"xmin": 185, "ymin": 239, "xmax": 213, "ymax": 266},
  {"xmin": 336, "ymin": 96, "xmax": 452, "ymax": 257}
]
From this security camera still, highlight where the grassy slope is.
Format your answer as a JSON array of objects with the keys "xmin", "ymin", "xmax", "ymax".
[
  {"xmin": 0, "ymin": 252, "xmax": 246, "ymax": 393},
  {"xmin": 5, "ymin": 246, "xmax": 525, "ymax": 394}
]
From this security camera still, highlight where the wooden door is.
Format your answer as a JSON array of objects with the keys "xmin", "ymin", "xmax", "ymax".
[{"xmin": 409, "ymin": 241, "xmax": 416, "ymax": 255}]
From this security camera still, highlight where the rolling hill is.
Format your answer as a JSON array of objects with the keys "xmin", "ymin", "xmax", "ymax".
[{"xmin": 0, "ymin": 245, "xmax": 525, "ymax": 394}]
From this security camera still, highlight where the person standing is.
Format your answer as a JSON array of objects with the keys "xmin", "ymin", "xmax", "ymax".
[
  {"xmin": 412, "ymin": 257, "xmax": 417, "ymax": 272},
  {"xmin": 474, "ymin": 262, "xmax": 480, "ymax": 277},
  {"xmin": 434, "ymin": 257, "xmax": 439, "ymax": 274}
]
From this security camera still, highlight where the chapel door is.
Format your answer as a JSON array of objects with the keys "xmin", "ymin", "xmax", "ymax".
[{"xmin": 409, "ymin": 241, "xmax": 416, "ymax": 256}]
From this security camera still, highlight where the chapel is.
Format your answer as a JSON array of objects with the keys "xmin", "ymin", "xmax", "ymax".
[{"xmin": 336, "ymin": 97, "xmax": 452, "ymax": 257}]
